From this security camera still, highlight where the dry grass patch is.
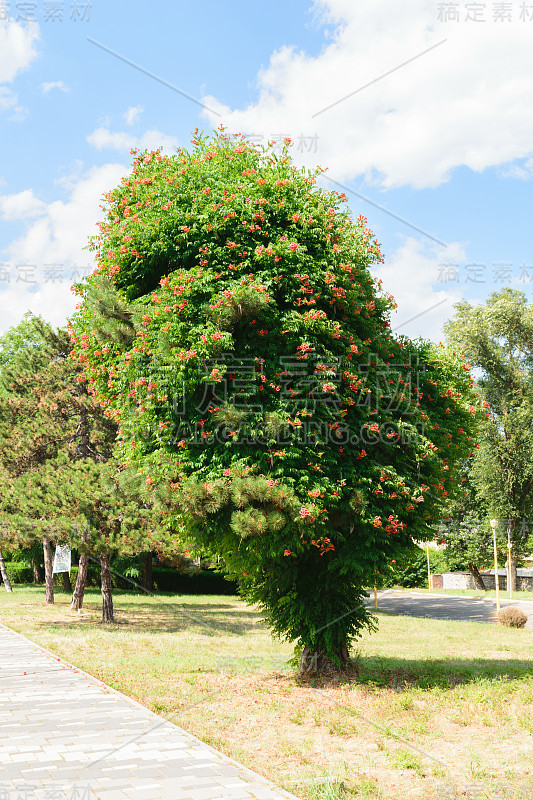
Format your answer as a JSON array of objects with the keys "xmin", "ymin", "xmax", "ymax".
[
  {"xmin": 1, "ymin": 586, "xmax": 533, "ymax": 800},
  {"xmin": 498, "ymin": 607, "xmax": 528, "ymax": 628}
]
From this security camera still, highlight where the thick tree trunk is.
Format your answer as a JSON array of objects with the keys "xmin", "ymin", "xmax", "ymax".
[
  {"xmin": 299, "ymin": 641, "xmax": 354, "ymax": 677},
  {"xmin": 61, "ymin": 572, "xmax": 72, "ymax": 592},
  {"xmin": 0, "ymin": 550, "xmax": 13, "ymax": 592},
  {"xmin": 141, "ymin": 552, "xmax": 153, "ymax": 592},
  {"xmin": 100, "ymin": 553, "xmax": 114, "ymax": 623},
  {"xmin": 42, "ymin": 538, "xmax": 54, "ymax": 604},
  {"xmin": 70, "ymin": 552, "xmax": 88, "ymax": 611},
  {"xmin": 468, "ymin": 563, "xmax": 486, "ymax": 591}
]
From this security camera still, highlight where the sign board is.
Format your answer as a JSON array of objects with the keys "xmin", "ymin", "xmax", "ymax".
[{"xmin": 53, "ymin": 544, "xmax": 71, "ymax": 574}]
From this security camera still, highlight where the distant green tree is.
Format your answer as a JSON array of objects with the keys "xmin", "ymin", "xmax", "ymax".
[
  {"xmin": 434, "ymin": 458, "xmax": 493, "ymax": 589},
  {"xmin": 0, "ymin": 312, "xmax": 51, "ymax": 377},
  {"xmin": 445, "ymin": 288, "xmax": 533, "ymax": 591}
]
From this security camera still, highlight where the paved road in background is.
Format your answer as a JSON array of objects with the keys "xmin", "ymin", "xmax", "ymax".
[
  {"xmin": 0, "ymin": 623, "xmax": 299, "ymax": 800},
  {"xmin": 365, "ymin": 590, "xmax": 533, "ymax": 628}
]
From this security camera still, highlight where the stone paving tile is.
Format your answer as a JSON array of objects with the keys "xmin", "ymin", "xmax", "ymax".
[{"xmin": 0, "ymin": 624, "xmax": 300, "ymax": 800}]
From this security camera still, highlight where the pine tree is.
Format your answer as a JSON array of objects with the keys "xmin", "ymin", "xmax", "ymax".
[{"xmin": 0, "ymin": 315, "xmax": 115, "ymax": 613}]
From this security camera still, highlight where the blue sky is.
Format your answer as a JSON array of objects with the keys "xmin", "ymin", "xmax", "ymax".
[{"xmin": 1, "ymin": 0, "xmax": 532, "ymax": 339}]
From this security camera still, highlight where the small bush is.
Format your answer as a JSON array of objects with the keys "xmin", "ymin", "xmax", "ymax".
[{"xmin": 498, "ymin": 606, "xmax": 528, "ymax": 628}]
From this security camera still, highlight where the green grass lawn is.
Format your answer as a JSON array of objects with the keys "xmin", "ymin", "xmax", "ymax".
[{"xmin": 1, "ymin": 585, "xmax": 533, "ymax": 800}]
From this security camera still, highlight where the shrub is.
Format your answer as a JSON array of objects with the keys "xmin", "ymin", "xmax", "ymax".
[
  {"xmin": 498, "ymin": 606, "xmax": 528, "ymax": 628},
  {"xmin": 52, "ymin": 564, "xmax": 101, "ymax": 587},
  {"xmin": 382, "ymin": 546, "xmax": 447, "ymax": 589},
  {"xmin": 2, "ymin": 561, "xmax": 33, "ymax": 583},
  {"xmin": 110, "ymin": 555, "xmax": 142, "ymax": 585},
  {"xmin": 1, "ymin": 560, "xmax": 238, "ymax": 595},
  {"xmin": 152, "ymin": 568, "xmax": 238, "ymax": 595}
]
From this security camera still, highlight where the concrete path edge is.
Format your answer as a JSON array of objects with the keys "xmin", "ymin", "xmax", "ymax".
[{"xmin": 0, "ymin": 621, "xmax": 301, "ymax": 800}]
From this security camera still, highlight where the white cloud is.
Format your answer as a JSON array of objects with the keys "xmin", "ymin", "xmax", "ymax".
[
  {"xmin": 54, "ymin": 159, "xmax": 84, "ymax": 191},
  {"xmin": 123, "ymin": 105, "xmax": 143, "ymax": 126},
  {"xmin": 0, "ymin": 83, "xmax": 28, "ymax": 121},
  {"xmin": 0, "ymin": 189, "xmax": 47, "ymax": 220},
  {"xmin": 41, "ymin": 80, "xmax": 68, "ymax": 94},
  {"xmin": 0, "ymin": 282, "xmax": 78, "ymax": 334},
  {"xmin": 201, "ymin": 0, "xmax": 533, "ymax": 189},
  {"xmin": 372, "ymin": 238, "xmax": 466, "ymax": 342},
  {"xmin": 0, "ymin": 87, "xmax": 19, "ymax": 111},
  {"xmin": 0, "ymin": 20, "xmax": 39, "ymax": 83},
  {"xmin": 87, "ymin": 126, "xmax": 178, "ymax": 154},
  {"xmin": 500, "ymin": 157, "xmax": 533, "ymax": 181},
  {"xmin": 0, "ymin": 20, "xmax": 38, "ymax": 120},
  {"xmin": 0, "ymin": 162, "xmax": 128, "ymax": 335}
]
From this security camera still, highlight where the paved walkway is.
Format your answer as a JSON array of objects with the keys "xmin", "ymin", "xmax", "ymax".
[
  {"xmin": 0, "ymin": 624, "xmax": 299, "ymax": 800},
  {"xmin": 366, "ymin": 590, "xmax": 533, "ymax": 627}
]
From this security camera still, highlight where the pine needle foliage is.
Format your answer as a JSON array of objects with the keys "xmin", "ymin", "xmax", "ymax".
[
  {"xmin": 0, "ymin": 315, "xmax": 115, "ymax": 476},
  {"xmin": 0, "ymin": 316, "xmax": 181, "ymax": 571}
]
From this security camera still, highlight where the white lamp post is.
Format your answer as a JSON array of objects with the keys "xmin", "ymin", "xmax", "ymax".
[
  {"xmin": 507, "ymin": 523, "xmax": 513, "ymax": 599},
  {"xmin": 490, "ymin": 519, "xmax": 500, "ymax": 613}
]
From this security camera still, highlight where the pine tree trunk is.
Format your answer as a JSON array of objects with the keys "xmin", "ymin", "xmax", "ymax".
[
  {"xmin": 468, "ymin": 563, "xmax": 486, "ymax": 591},
  {"xmin": 0, "ymin": 550, "xmax": 13, "ymax": 593},
  {"xmin": 141, "ymin": 552, "xmax": 153, "ymax": 592},
  {"xmin": 299, "ymin": 641, "xmax": 354, "ymax": 676},
  {"xmin": 61, "ymin": 572, "xmax": 72, "ymax": 592},
  {"xmin": 70, "ymin": 552, "xmax": 88, "ymax": 611},
  {"xmin": 43, "ymin": 538, "xmax": 54, "ymax": 604},
  {"xmin": 100, "ymin": 553, "xmax": 114, "ymax": 623}
]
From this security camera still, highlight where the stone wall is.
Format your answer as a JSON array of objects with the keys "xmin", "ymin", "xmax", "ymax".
[
  {"xmin": 440, "ymin": 572, "xmax": 475, "ymax": 590},
  {"xmin": 481, "ymin": 574, "xmax": 533, "ymax": 591},
  {"xmin": 434, "ymin": 570, "xmax": 533, "ymax": 591}
]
